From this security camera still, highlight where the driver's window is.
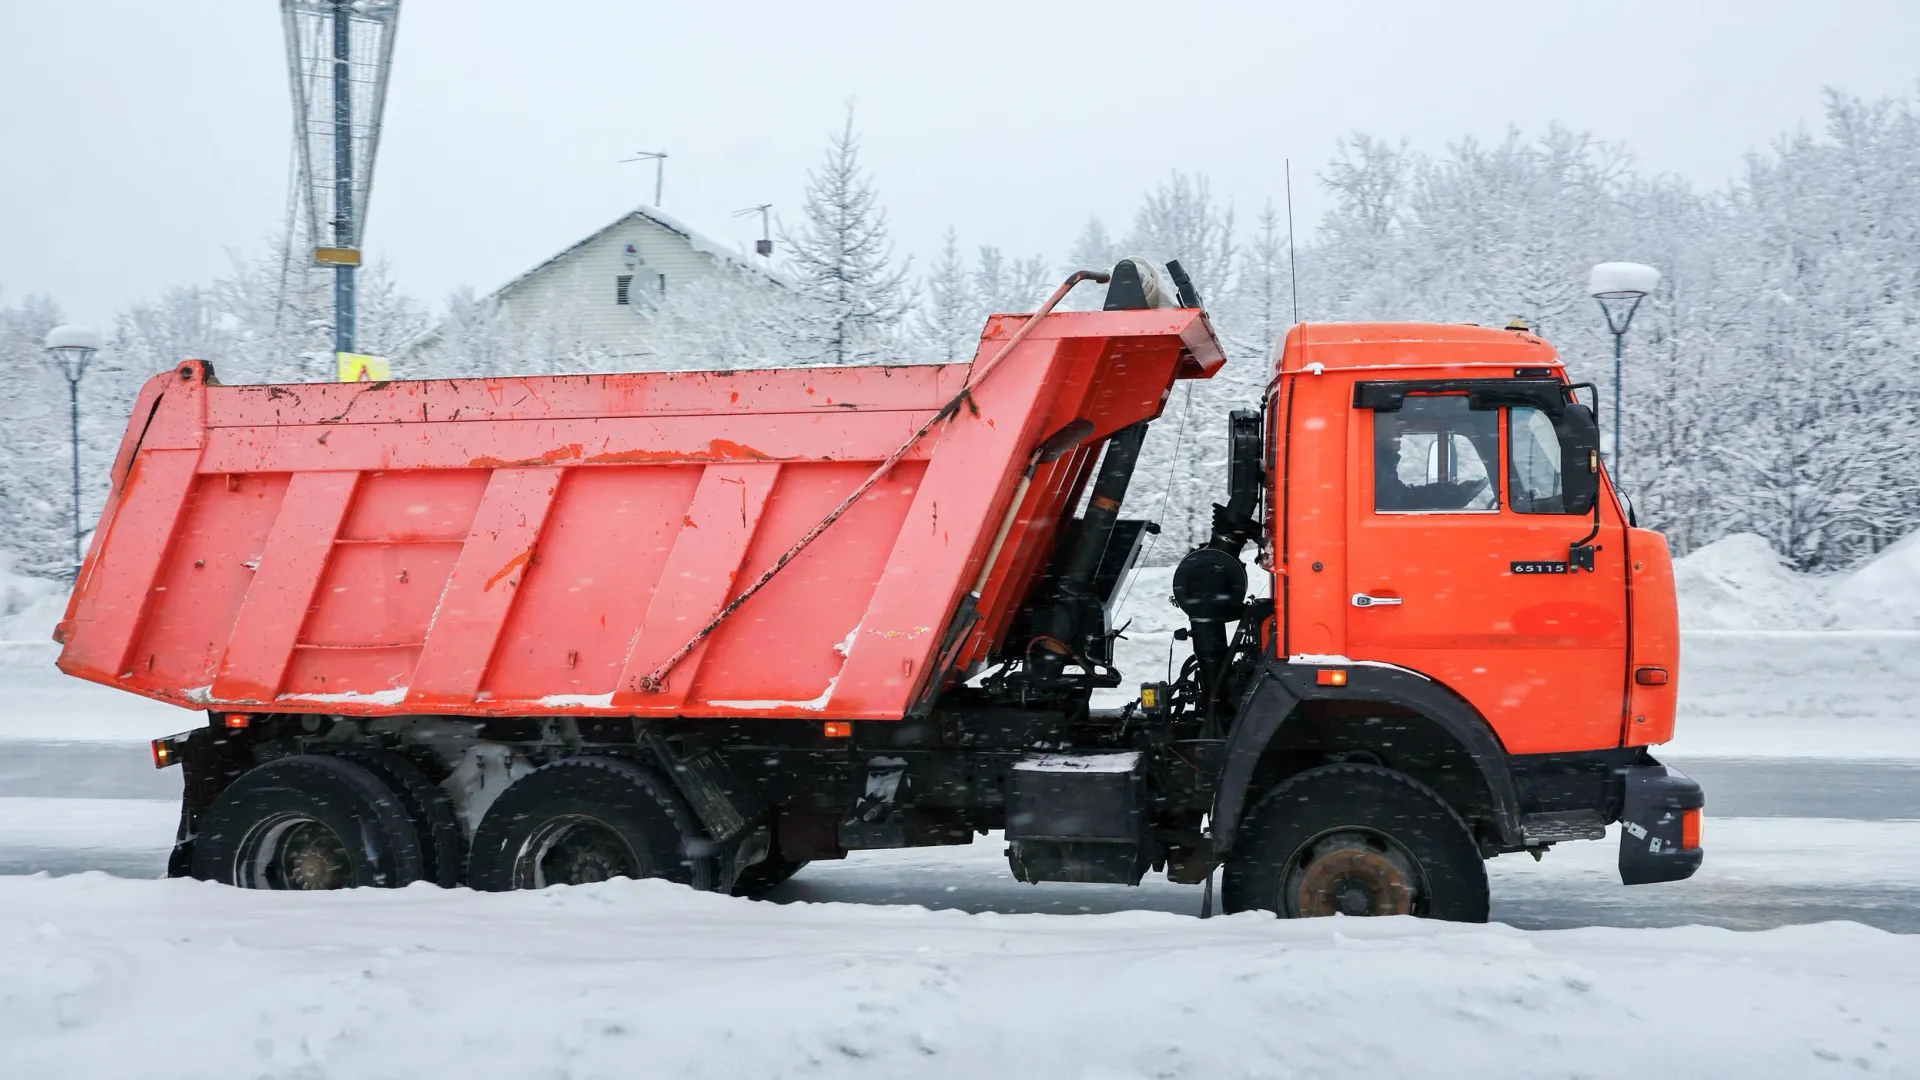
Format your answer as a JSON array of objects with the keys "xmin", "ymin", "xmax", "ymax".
[{"xmin": 1373, "ymin": 396, "xmax": 1500, "ymax": 513}]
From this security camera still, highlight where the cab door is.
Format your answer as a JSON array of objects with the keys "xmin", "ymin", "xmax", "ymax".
[{"xmin": 1342, "ymin": 384, "xmax": 1627, "ymax": 754}]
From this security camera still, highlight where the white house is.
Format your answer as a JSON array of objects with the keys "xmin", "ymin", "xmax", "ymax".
[
  {"xmin": 491, "ymin": 206, "xmax": 767, "ymax": 360},
  {"xmin": 407, "ymin": 206, "xmax": 770, "ymax": 370}
]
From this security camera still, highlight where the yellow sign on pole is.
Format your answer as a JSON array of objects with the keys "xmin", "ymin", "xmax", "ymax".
[{"xmin": 336, "ymin": 352, "xmax": 392, "ymax": 382}]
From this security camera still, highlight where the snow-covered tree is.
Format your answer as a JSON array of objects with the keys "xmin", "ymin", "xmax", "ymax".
[
  {"xmin": 1237, "ymin": 203, "xmax": 1292, "ymax": 366},
  {"xmin": 635, "ymin": 263, "xmax": 804, "ymax": 372},
  {"xmin": 778, "ymin": 110, "xmax": 913, "ymax": 365},
  {"xmin": 1104, "ymin": 172, "xmax": 1248, "ymax": 559},
  {"xmin": 973, "ymin": 246, "xmax": 1048, "ymax": 318},
  {"xmin": 910, "ymin": 228, "xmax": 978, "ymax": 363},
  {"xmin": 0, "ymin": 292, "xmax": 76, "ymax": 577}
]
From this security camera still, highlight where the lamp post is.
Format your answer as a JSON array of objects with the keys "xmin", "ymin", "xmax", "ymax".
[
  {"xmin": 43, "ymin": 325, "xmax": 103, "ymax": 576},
  {"xmin": 1588, "ymin": 262, "xmax": 1661, "ymax": 468}
]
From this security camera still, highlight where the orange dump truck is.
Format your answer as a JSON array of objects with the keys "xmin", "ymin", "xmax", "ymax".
[{"xmin": 58, "ymin": 261, "xmax": 1702, "ymax": 916}]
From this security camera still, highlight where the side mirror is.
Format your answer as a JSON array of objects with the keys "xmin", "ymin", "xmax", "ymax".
[{"xmin": 1555, "ymin": 403, "xmax": 1601, "ymax": 516}]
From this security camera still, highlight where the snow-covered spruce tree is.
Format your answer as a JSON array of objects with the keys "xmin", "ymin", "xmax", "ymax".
[
  {"xmin": 778, "ymin": 110, "xmax": 912, "ymax": 366},
  {"xmin": 910, "ymin": 227, "xmax": 978, "ymax": 363},
  {"xmin": 1238, "ymin": 203, "xmax": 1292, "ymax": 367},
  {"xmin": 973, "ymin": 246, "xmax": 1049, "ymax": 318}
]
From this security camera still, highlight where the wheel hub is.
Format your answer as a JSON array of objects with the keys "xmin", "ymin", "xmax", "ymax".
[
  {"xmin": 240, "ymin": 815, "xmax": 353, "ymax": 890},
  {"xmin": 1287, "ymin": 830, "xmax": 1421, "ymax": 917},
  {"xmin": 522, "ymin": 816, "xmax": 640, "ymax": 888}
]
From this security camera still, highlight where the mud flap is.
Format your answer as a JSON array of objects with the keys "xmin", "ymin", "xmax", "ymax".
[
  {"xmin": 643, "ymin": 733, "xmax": 769, "ymax": 893},
  {"xmin": 1618, "ymin": 760, "xmax": 1704, "ymax": 885}
]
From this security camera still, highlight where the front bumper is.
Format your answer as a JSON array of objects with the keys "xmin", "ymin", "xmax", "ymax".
[{"xmin": 1618, "ymin": 759, "xmax": 1705, "ymax": 885}]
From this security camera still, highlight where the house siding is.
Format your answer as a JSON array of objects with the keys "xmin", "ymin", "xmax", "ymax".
[{"xmin": 495, "ymin": 215, "xmax": 727, "ymax": 364}]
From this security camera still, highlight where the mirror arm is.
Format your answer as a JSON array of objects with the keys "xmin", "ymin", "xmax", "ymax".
[{"xmin": 1560, "ymin": 381, "xmax": 1603, "ymax": 570}]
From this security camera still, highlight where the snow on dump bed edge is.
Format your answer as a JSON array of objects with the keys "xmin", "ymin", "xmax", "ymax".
[{"xmin": 1, "ymin": 873, "xmax": 1913, "ymax": 1079}]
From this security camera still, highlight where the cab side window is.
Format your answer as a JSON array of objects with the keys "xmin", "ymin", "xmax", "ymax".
[
  {"xmin": 1508, "ymin": 406, "xmax": 1566, "ymax": 514},
  {"xmin": 1372, "ymin": 395, "xmax": 1499, "ymax": 513}
]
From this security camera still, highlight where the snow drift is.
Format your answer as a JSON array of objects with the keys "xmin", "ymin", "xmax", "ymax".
[{"xmin": 1673, "ymin": 530, "xmax": 1920, "ymax": 631}]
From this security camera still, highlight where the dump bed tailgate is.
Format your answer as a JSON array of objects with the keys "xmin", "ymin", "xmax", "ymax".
[{"xmin": 56, "ymin": 309, "xmax": 1222, "ymax": 722}]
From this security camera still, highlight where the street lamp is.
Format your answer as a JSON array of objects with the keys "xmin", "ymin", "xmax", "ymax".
[
  {"xmin": 1588, "ymin": 262, "xmax": 1661, "ymax": 468},
  {"xmin": 43, "ymin": 325, "xmax": 103, "ymax": 576}
]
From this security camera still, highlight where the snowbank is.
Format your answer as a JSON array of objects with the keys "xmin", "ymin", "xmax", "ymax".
[
  {"xmin": 0, "ymin": 553, "xmax": 64, "ymax": 644},
  {"xmin": 1831, "ymin": 528, "xmax": 1920, "ymax": 631},
  {"xmin": 1673, "ymin": 530, "xmax": 1920, "ymax": 631},
  {"xmin": 1, "ymin": 873, "xmax": 1914, "ymax": 1078},
  {"xmin": 1672, "ymin": 533, "xmax": 1831, "ymax": 630}
]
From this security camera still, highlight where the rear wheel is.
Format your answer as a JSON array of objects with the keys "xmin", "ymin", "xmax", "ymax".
[
  {"xmin": 467, "ymin": 756, "xmax": 712, "ymax": 892},
  {"xmin": 1222, "ymin": 763, "xmax": 1489, "ymax": 922},
  {"xmin": 189, "ymin": 754, "xmax": 426, "ymax": 890}
]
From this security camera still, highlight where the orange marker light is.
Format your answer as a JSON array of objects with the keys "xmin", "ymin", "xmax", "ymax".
[
  {"xmin": 1681, "ymin": 808, "xmax": 1703, "ymax": 850},
  {"xmin": 150, "ymin": 739, "xmax": 173, "ymax": 769},
  {"xmin": 1634, "ymin": 667, "xmax": 1670, "ymax": 687},
  {"xmin": 1316, "ymin": 669, "xmax": 1348, "ymax": 687},
  {"xmin": 223, "ymin": 713, "xmax": 250, "ymax": 729},
  {"xmin": 823, "ymin": 721, "xmax": 852, "ymax": 738}
]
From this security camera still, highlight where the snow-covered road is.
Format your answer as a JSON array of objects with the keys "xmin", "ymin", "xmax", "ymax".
[{"xmin": 3, "ymin": 870, "xmax": 1915, "ymax": 1079}]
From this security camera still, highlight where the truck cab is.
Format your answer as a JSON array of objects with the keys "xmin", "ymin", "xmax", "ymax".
[
  {"xmin": 1273, "ymin": 322, "xmax": 1680, "ymax": 755},
  {"xmin": 1177, "ymin": 320, "xmax": 1701, "ymax": 916}
]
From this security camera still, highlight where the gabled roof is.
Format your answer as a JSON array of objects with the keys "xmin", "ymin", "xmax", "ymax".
[{"xmin": 491, "ymin": 205, "xmax": 776, "ymax": 298}]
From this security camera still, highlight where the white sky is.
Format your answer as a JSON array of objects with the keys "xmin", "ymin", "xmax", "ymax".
[{"xmin": 3, "ymin": 1, "xmax": 1917, "ymax": 329}]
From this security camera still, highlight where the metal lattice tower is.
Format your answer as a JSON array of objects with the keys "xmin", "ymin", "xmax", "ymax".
[{"xmin": 281, "ymin": 0, "xmax": 401, "ymax": 358}]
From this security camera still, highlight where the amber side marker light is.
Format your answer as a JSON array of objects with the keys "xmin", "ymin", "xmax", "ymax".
[
  {"xmin": 1681, "ymin": 808, "xmax": 1703, "ymax": 850},
  {"xmin": 1315, "ymin": 669, "xmax": 1348, "ymax": 687},
  {"xmin": 149, "ymin": 739, "xmax": 174, "ymax": 769},
  {"xmin": 823, "ymin": 721, "xmax": 852, "ymax": 738},
  {"xmin": 1634, "ymin": 667, "xmax": 1670, "ymax": 687}
]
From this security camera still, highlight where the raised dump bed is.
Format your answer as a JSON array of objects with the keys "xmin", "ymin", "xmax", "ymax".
[{"xmin": 55, "ymin": 308, "xmax": 1222, "ymax": 724}]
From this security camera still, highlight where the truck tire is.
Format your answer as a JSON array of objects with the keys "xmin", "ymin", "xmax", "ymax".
[
  {"xmin": 730, "ymin": 848, "xmax": 809, "ymax": 898},
  {"xmin": 326, "ymin": 748, "xmax": 467, "ymax": 888},
  {"xmin": 1221, "ymin": 763, "xmax": 1489, "ymax": 922},
  {"xmin": 189, "ymin": 754, "xmax": 426, "ymax": 890},
  {"xmin": 467, "ymin": 756, "xmax": 714, "ymax": 892}
]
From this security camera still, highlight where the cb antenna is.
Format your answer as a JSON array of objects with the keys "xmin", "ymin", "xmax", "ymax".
[{"xmin": 1285, "ymin": 158, "xmax": 1301, "ymax": 326}]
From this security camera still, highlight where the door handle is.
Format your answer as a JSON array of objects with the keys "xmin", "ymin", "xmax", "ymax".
[{"xmin": 1351, "ymin": 593, "xmax": 1403, "ymax": 608}]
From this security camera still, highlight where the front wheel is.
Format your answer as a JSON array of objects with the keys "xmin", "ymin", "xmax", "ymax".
[{"xmin": 1221, "ymin": 763, "xmax": 1489, "ymax": 922}]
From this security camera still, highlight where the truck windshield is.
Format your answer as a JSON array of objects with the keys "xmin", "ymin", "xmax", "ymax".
[{"xmin": 1373, "ymin": 395, "xmax": 1499, "ymax": 513}]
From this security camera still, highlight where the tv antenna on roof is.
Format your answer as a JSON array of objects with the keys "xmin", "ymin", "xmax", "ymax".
[
  {"xmin": 733, "ymin": 204, "xmax": 773, "ymax": 257},
  {"xmin": 620, "ymin": 150, "xmax": 669, "ymax": 207}
]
